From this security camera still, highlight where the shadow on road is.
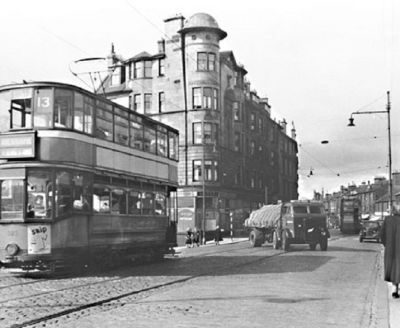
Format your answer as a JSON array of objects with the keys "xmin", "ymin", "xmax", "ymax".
[
  {"xmin": 328, "ymin": 245, "xmax": 379, "ymax": 253},
  {"xmin": 132, "ymin": 294, "xmax": 328, "ymax": 305}
]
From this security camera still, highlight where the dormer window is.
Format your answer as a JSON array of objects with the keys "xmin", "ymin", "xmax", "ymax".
[
  {"xmin": 134, "ymin": 60, "xmax": 152, "ymax": 79},
  {"xmin": 144, "ymin": 61, "xmax": 152, "ymax": 77},
  {"xmin": 111, "ymin": 65, "xmax": 125, "ymax": 85}
]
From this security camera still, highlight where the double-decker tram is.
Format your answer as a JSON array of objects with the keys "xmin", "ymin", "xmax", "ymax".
[
  {"xmin": 339, "ymin": 195, "xmax": 361, "ymax": 234},
  {"xmin": 0, "ymin": 82, "xmax": 179, "ymax": 271}
]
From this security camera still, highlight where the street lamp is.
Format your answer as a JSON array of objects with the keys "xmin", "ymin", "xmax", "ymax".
[{"xmin": 347, "ymin": 91, "xmax": 392, "ymax": 215}]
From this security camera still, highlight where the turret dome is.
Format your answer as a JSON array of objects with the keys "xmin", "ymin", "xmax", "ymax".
[{"xmin": 179, "ymin": 13, "xmax": 227, "ymax": 40}]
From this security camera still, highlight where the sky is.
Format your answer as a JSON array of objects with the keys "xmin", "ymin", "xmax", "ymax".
[{"xmin": 1, "ymin": 0, "xmax": 399, "ymax": 199}]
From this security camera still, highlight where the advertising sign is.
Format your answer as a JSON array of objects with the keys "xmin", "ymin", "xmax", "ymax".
[{"xmin": 28, "ymin": 225, "xmax": 51, "ymax": 254}]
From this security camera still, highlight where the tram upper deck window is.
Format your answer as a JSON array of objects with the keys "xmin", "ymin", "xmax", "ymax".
[
  {"xmin": 157, "ymin": 126, "xmax": 168, "ymax": 157},
  {"xmin": 114, "ymin": 107, "xmax": 129, "ymax": 146},
  {"xmin": 129, "ymin": 115, "xmax": 144, "ymax": 150},
  {"xmin": 95, "ymin": 101, "xmax": 113, "ymax": 141},
  {"xmin": 34, "ymin": 88, "xmax": 53, "ymax": 128},
  {"xmin": 54, "ymin": 89, "xmax": 73, "ymax": 129},
  {"xmin": 1, "ymin": 179, "xmax": 24, "ymax": 220},
  {"xmin": 83, "ymin": 97, "xmax": 94, "ymax": 134},
  {"xmin": 0, "ymin": 88, "xmax": 33, "ymax": 131},
  {"xmin": 168, "ymin": 131, "xmax": 178, "ymax": 160},
  {"xmin": 143, "ymin": 124, "xmax": 156, "ymax": 154}
]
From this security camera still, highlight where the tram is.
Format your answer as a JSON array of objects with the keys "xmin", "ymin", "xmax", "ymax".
[
  {"xmin": 338, "ymin": 196, "xmax": 361, "ymax": 234},
  {"xmin": 0, "ymin": 81, "xmax": 179, "ymax": 271}
]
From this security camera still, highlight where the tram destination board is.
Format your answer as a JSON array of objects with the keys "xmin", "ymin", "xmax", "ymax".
[{"xmin": 0, "ymin": 132, "xmax": 35, "ymax": 158}]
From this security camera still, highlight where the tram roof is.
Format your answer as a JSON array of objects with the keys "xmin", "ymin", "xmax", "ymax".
[{"xmin": 0, "ymin": 81, "xmax": 179, "ymax": 134}]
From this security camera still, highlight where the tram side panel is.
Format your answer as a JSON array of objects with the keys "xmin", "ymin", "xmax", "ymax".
[{"xmin": 89, "ymin": 215, "xmax": 169, "ymax": 254}]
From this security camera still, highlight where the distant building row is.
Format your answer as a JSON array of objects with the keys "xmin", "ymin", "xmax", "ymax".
[
  {"xmin": 101, "ymin": 13, "xmax": 298, "ymax": 239},
  {"xmin": 320, "ymin": 172, "xmax": 400, "ymax": 218}
]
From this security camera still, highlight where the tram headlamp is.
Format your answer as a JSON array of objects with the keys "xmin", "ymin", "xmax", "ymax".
[{"xmin": 5, "ymin": 243, "xmax": 19, "ymax": 256}]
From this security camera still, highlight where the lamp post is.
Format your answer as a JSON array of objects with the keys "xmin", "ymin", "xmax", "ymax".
[
  {"xmin": 347, "ymin": 91, "xmax": 392, "ymax": 215},
  {"xmin": 202, "ymin": 134, "xmax": 206, "ymax": 245}
]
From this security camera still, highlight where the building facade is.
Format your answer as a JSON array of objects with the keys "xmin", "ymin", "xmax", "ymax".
[{"xmin": 101, "ymin": 13, "xmax": 298, "ymax": 240}]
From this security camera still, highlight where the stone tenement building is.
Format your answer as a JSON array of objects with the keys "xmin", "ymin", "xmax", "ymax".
[{"xmin": 101, "ymin": 13, "xmax": 298, "ymax": 239}]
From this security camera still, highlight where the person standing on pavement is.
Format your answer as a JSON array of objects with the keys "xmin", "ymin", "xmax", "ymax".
[
  {"xmin": 185, "ymin": 228, "xmax": 193, "ymax": 248},
  {"xmin": 380, "ymin": 215, "xmax": 400, "ymax": 298},
  {"xmin": 192, "ymin": 227, "xmax": 200, "ymax": 247},
  {"xmin": 214, "ymin": 225, "xmax": 221, "ymax": 245}
]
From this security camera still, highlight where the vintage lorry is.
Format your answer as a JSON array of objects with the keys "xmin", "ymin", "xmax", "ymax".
[{"xmin": 244, "ymin": 201, "xmax": 330, "ymax": 251}]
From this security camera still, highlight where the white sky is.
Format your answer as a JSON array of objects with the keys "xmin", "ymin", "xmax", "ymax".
[{"xmin": 1, "ymin": 0, "xmax": 399, "ymax": 199}]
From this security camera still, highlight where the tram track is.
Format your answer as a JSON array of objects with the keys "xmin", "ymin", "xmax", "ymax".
[{"xmin": 2, "ymin": 243, "xmax": 283, "ymax": 328}]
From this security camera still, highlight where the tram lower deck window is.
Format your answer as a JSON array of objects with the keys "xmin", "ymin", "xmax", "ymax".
[
  {"xmin": 1, "ymin": 179, "xmax": 24, "ymax": 220},
  {"xmin": 27, "ymin": 170, "xmax": 53, "ymax": 219}
]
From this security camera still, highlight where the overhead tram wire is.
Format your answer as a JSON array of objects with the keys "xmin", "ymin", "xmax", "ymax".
[
  {"xmin": 34, "ymin": 23, "xmax": 91, "ymax": 57},
  {"xmin": 22, "ymin": 2, "xmax": 221, "ymax": 119},
  {"xmin": 32, "ymin": 2, "xmax": 252, "ymax": 116},
  {"xmin": 298, "ymin": 144, "xmax": 341, "ymax": 177}
]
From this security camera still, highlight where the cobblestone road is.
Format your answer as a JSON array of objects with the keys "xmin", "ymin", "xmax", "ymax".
[{"xmin": 0, "ymin": 233, "xmax": 387, "ymax": 328}]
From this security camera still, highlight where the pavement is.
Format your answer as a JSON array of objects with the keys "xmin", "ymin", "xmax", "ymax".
[
  {"xmin": 383, "ymin": 251, "xmax": 400, "ymax": 328},
  {"xmin": 175, "ymin": 234, "xmax": 400, "ymax": 328},
  {"xmin": 174, "ymin": 236, "xmax": 248, "ymax": 252}
]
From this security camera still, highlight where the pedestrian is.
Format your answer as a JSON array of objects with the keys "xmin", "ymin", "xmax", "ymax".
[
  {"xmin": 192, "ymin": 227, "xmax": 200, "ymax": 247},
  {"xmin": 380, "ymin": 214, "xmax": 400, "ymax": 299},
  {"xmin": 214, "ymin": 225, "xmax": 221, "ymax": 245},
  {"xmin": 185, "ymin": 228, "xmax": 193, "ymax": 248}
]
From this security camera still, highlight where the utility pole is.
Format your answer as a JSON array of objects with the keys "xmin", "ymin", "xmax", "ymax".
[
  {"xmin": 347, "ymin": 90, "xmax": 393, "ymax": 215},
  {"xmin": 387, "ymin": 91, "xmax": 393, "ymax": 215},
  {"xmin": 202, "ymin": 125, "xmax": 206, "ymax": 245}
]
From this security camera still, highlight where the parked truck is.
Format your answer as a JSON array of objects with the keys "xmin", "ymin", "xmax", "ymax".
[{"xmin": 244, "ymin": 200, "xmax": 330, "ymax": 251}]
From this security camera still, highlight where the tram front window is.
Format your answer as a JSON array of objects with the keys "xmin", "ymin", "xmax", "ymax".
[
  {"xmin": 54, "ymin": 89, "xmax": 73, "ymax": 129},
  {"xmin": 1, "ymin": 179, "xmax": 23, "ymax": 220},
  {"xmin": 27, "ymin": 170, "xmax": 53, "ymax": 219}
]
